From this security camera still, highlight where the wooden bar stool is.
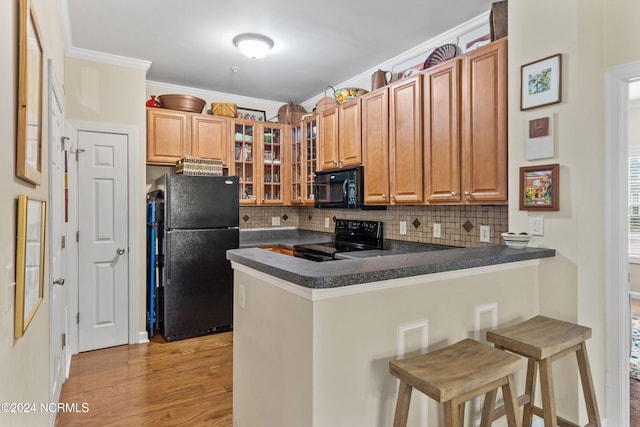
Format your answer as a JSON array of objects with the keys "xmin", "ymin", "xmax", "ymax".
[
  {"xmin": 389, "ymin": 338, "xmax": 522, "ymax": 427},
  {"xmin": 486, "ymin": 315, "xmax": 601, "ymax": 427}
]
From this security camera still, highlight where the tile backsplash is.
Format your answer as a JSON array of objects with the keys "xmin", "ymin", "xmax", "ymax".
[{"xmin": 239, "ymin": 205, "xmax": 509, "ymax": 247}]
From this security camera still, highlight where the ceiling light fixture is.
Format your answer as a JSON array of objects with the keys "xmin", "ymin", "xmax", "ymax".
[{"xmin": 233, "ymin": 33, "xmax": 274, "ymax": 59}]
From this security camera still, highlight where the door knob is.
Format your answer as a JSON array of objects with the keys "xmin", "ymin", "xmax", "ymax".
[
  {"xmin": 117, "ymin": 248, "xmax": 126, "ymax": 255},
  {"xmin": 53, "ymin": 278, "xmax": 65, "ymax": 286}
]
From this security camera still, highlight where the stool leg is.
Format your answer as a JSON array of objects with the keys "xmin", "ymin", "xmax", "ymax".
[
  {"xmin": 502, "ymin": 374, "xmax": 522, "ymax": 427},
  {"xmin": 480, "ymin": 388, "xmax": 498, "ymax": 427},
  {"xmin": 443, "ymin": 400, "xmax": 463, "ymax": 427},
  {"xmin": 393, "ymin": 381, "xmax": 412, "ymax": 427},
  {"xmin": 522, "ymin": 358, "xmax": 538, "ymax": 427},
  {"xmin": 538, "ymin": 358, "xmax": 558, "ymax": 426},
  {"xmin": 576, "ymin": 342, "xmax": 601, "ymax": 426}
]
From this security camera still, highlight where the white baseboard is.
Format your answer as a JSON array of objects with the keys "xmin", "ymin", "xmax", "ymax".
[{"xmin": 138, "ymin": 331, "xmax": 150, "ymax": 344}]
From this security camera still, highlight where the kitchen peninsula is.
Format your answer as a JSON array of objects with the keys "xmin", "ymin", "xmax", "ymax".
[{"xmin": 227, "ymin": 241, "xmax": 554, "ymax": 426}]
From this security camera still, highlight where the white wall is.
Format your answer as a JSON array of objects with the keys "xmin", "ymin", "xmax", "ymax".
[
  {"xmin": 0, "ymin": 0, "xmax": 64, "ymax": 425},
  {"xmin": 509, "ymin": 0, "xmax": 640, "ymax": 422}
]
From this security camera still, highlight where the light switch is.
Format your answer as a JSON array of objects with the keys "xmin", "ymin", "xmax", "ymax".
[
  {"xmin": 433, "ymin": 223, "xmax": 441, "ymax": 238},
  {"xmin": 399, "ymin": 221, "xmax": 407, "ymax": 235},
  {"xmin": 271, "ymin": 216, "xmax": 280, "ymax": 226}
]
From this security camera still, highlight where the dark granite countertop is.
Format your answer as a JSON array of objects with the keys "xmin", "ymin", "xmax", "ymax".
[{"xmin": 227, "ymin": 236, "xmax": 556, "ymax": 289}]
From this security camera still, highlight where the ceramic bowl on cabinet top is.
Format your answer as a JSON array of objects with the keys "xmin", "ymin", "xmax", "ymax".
[
  {"xmin": 501, "ymin": 232, "xmax": 531, "ymax": 249},
  {"xmin": 334, "ymin": 87, "xmax": 369, "ymax": 103}
]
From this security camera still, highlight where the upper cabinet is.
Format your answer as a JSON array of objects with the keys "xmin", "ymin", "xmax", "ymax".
[
  {"xmin": 461, "ymin": 38, "xmax": 508, "ymax": 203},
  {"xmin": 261, "ymin": 123, "xmax": 288, "ymax": 205},
  {"xmin": 147, "ymin": 108, "xmax": 230, "ymax": 166},
  {"xmin": 388, "ymin": 74, "xmax": 424, "ymax": 204},
  {"xmin": 291, "ymin": 115, "xmax": 318, "ymax": 205},
  {"xmin": 423, "ymin": 58, "xmax": 462, "ymax": 203},
  {"xmin": 147, "ymin": 108, "xmax": 190, "ymax": 164},
  {"xmin": 423, "ymin": 38, "xmax": 507, "ymax": 205},
  {"xmin": 318, "ymin": 99, "xmax": 362, "ymax": 171},
  {"xmin": 363, "ymin": 74, "xmax": 424, "ymax": 205}
]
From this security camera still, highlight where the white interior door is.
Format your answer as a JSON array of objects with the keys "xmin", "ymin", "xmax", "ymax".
[
  {"xmin": 48, "ymin": 62, "xmax": 67, "ymax": 417},
  {"xmin": 77, "ymin": 130, "xmax": 129, "ymax": 352}
]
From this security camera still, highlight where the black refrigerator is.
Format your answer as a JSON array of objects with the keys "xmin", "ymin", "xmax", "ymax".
[{"xmin": 149, "ymin": 173, "xmax": 239, "ymax": 341}]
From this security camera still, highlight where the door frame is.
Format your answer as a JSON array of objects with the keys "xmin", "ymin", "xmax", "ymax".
[
  {"xmin": 47, "ymin": 60, "xmax": 67, "ymax": 426},
  {"xmin": 65, "ymin": 120, "xmax": 142, "ymax": 355},
  {"xmin": 604, "ymin": 60, "xmax": 640, "ymax": 427}
]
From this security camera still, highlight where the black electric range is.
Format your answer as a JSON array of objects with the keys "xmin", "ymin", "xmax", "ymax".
[{"xmin": 293, "ymin": 219, "xmax": 383, "ymax": 262}]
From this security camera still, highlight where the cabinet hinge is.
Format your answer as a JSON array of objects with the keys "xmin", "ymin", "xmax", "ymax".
[
  {"xmin": 76, "ymin": 312, "xmax": 80, "ymax": 324},
  {"xmin": 61, "ymin": 235, "xmax": 66, "ymax": 250},
  {"xmin": 76, "ymin": 231, "xmax": 80, "ymax": 243},
  {"xmin": 62, "ymin": 333, "xmax": 66, "ymax": 348}
]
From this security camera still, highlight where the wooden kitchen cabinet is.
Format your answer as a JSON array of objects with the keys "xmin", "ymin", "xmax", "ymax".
[
  {"xmin": 363, "ymin": 74, "xmax": 423, "ymax": 205},
  {"xmin": 423, "ymin": 38, "xmax": 507, "ymax": 205},
  {"xmin": 147, "ymin": 108, "xmax": 230, "ymax": 166},
  {"xmin": 361, "ymin": 89, "xmax": 390, "ymax": 204},
  {"xmin": 147, "ymin": 108, "xmax": 190, "ymax": 164},
  {"xmin": 423, "ymin": 58, "xmax": 462, "ymax": 203},
  {"xmin": 232, "ymin": 120, "xmax": 258, "ymax": 205},
  {"xmin": 388, "ymin": 74, "xmax": 424, "ymax": 204},
  {"xmin": 290, "ymin": 115, "xmax": 318, "ymax": 205},
  {"xmin": 461, "ymin": 37, "xmax": 508, "ymax": 203},
  {"xmin": 318, "ymin": 99, "xmax": 362, "ymax": 170},
  {"xmin": 191, "ymin": 114, "xmax": 229, "ymax": 165},
  {"xmin": 261, "ymin": 123, "xmax": 288, "ymax": 205}
]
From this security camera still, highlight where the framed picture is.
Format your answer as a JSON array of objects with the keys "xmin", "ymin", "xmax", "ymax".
[
  {"xmin": 17, "ymin": 0, "xmax": 44, "ymax": 185},
  {"xmin": 525, "ymin": 113, "xmax": 555, "ymax": 160},
  {"xmin": 519, "ymin": 164, "xmax": 559, "ymax": 211},
  {"xmin": 15, "ymin": 195, "xmax": 47, "ymax": 338},
  {"xmin": 237, "ymin": 107, "xmax": 266, "ymax": 121},
  {"xmin": 520, "ymin": 54, "xmax": 562, "ymax": 111},
  {"xmin": 457, "ymin": 24, "xmax": 491, "ymax": 54}
]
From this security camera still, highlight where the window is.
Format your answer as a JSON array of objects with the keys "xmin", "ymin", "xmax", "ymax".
[{"xmin": 629, "ymin": 146, "xmax": 640, "ymax": 257}]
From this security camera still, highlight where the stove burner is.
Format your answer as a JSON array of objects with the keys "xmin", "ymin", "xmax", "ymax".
[{"xmin": 293, "ymin": 219, "xmax": 383, "ymax": 262}]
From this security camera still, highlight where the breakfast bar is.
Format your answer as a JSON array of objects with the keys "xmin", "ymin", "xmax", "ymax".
[{"xmin": 227, "ymin": 241, "xmax": 555, "ymax": 427}]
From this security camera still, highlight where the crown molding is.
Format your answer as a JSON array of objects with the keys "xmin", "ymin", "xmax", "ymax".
[
  {"xmin": 146, "ymin": 80, "xmax": 283, "ymax": 110},
  {"xmin": 66, "ymin": 47, "xmax": 152, "ymax": 71}
]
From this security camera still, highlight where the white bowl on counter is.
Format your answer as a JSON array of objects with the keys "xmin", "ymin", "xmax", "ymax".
[{"xmin": 501, "ymin": 232, "xmax": 531, "ymax": 249}]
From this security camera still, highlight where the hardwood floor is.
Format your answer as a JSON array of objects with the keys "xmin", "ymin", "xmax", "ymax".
[{"xmin": 56, "ymin": 332, "xmax": 233, "ymax": 426}]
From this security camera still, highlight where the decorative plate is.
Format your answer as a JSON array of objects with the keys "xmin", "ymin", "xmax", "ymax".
[{"xmin": 422, "ymin": 44, "xmax": 457, "ymax": 69}]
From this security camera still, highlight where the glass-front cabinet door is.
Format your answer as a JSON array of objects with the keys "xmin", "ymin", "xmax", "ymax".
[
  {"xmin": 290, "ymin": 115, "xmax": 318, "ymax": 205},
  {"xmin": 233, "ymin": 121, "xmax": 258, "ymax": 205},
  {"xmin": 261, "ymin": 124, "xmax": 285, "ymax": 205}
]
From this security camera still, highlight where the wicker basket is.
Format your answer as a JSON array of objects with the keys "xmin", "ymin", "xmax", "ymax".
[
  {"xmin": 315, "ymin": 86, "xmax": 338, "ymax": 113},
  {"xmin": 278, "ymin": 102, "xmax": 307, "ymax": 125},
  {"xmin": 176, "ymin": 157, "xmax": 223, "ymax": 176},
  {"xmin": 211, "ymin": 102, "xmax": 237, "ymax": 118}
]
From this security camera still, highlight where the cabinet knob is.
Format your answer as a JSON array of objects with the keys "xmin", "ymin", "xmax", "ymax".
[
  {"xmin": 333, "ymin": 160, "xmax": 338, "ymax": 165},
  {"xmin": 464, "ymin": 191, "xmax": 471, "ymax": 196},
  {"xmin": 390, "ymin": 194, "xmax": 395, "ymax": 199},
  {"xmin": 381, "ymin": 194, "xmax": 386, "ymax": 199},
  {"xmin": 451, "ymin": 192, "xmax": 457, "ymax": 196}
]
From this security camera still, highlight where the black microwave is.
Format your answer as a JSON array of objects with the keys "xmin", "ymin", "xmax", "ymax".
[{"xmin": 313, "ymin": 166, "xmax": 385, "ymax": 209}]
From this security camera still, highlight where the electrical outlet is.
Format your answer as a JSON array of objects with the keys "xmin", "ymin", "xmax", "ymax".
[
  {"xmin": 271, "ymin": 216, "xmax": 280, "ymax": 226},
  {"xmin": 325, "ymin": 217, "xmax": 330, "ymax": 228},
  {"xmin": 238, "ymin": 284, "xmax": 246, "ymax": 309},
  {"xmin": 480, "ymin": 225, "xmax": 491, "ymax": 243},
  {"xmin": 433, "ymin": 223, "xmax": 441, "ymax": 238},
  {"xmin": 529, "ymin": 216, "xmax": 544, "ymax": 236},
  {"xmin": 399, "ymin": 221, "xmax": 407, "ymax": 235}
]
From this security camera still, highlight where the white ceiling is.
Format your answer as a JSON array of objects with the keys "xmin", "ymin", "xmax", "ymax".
[{"xmin": 63, "ymin": 0, "xmax": 494, "ymax": 103}]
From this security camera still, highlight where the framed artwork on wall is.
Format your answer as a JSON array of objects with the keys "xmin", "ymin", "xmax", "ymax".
[
  {"xmin": 237, "ymin": 107, "xmax": 266, "ymax": 121},
  {"xmin": 17, "ymin": 0, "xmax": 44, "ymax": 185},
  {"xmin": 15, "ymin": 195, "xmax": 47, "ymax": 338},
  {"xmin": 520, "ymin": 54, "xmax": 562, "ymax": 111},
  {"xmin": 519, "ymin": 164, "xmax": 560, "ymax": 211}
]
